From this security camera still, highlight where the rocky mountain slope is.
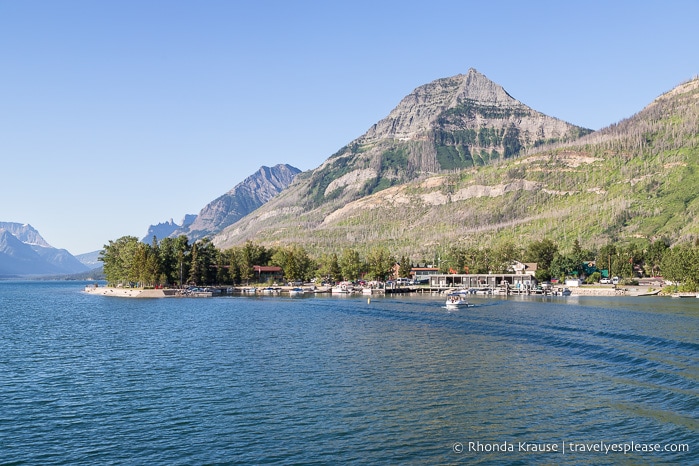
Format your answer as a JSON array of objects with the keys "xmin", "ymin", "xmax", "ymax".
[
  {"xmin": 212, "ymin": 73, "xmax": 699, "ymax": 257},
  {"xmin": 144, "ymin": 164, "xmax": 300, "ymax": 242},
  {"xmin": 212, "ymin": 69, "xmax": 590, "ymax": 250},
  {"xmin": 0, "ymin": 222, "xmax": 89, "ymax": 276},
  {"xmin": 298, "ymin": 68, "xmax": 590, "ymax": 210}
]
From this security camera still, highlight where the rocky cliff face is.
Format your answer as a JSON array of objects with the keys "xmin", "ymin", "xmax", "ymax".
[
  {"xmin": 297, "ymin": 68, "xmax": 591, "ymax": 210},
  {"xmin": 364, "ymin": 69, "xmax": 581, "ymax": 144},
  {"xmin": 145, "ymin": 164, "xmax": 301, "ymax": 242},
  {"xmin": 182, "ymin": 164, "xmax": 301, "ymax": 240}
]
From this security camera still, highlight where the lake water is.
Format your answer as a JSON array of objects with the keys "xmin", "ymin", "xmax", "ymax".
[{"xmin": 0, "ymin": 281, "xmax": 697, "ymax": 465}]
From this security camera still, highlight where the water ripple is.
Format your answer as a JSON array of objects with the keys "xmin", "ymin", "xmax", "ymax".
[{"xmin": 0, "ymin": 283, "xmax": 696, "ymax": 465}]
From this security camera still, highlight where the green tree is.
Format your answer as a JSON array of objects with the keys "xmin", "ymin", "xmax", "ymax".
[
  {"xmin": 272, "ymin": 244, "xmax": 315, "ymax": 282},
  {"xmin": 215, "ymin": 249, "xmax": 231, "ymax": 285},
  {"xmin": 526, "ymin": 238, "xmax": 559, "ymax": 274},
  {"xmin": 234, "ymin": 241, "xmax": 270, "ymax": 284},
  {"xmin": 158, "ymin": 235, "xmax": 191, "ymax": 287},
  {"xmin": 339, "ymin": 248, "xmax": 363, "ymax": 281},
  {"xmin": 661, "ymin": 244, "xmax": 699, "ymax": 290},
  {"xmin": 366, "ymin": 247, "xmax": 395, "ymax": 281},
  {"xmin": 397, "ymin": 255, "xmax": 412, "ymax": 279},
  {"xmin": 194, "ymin": 238, "xmax": 218, "ymax": 285},
  {"xmin": 491, "ymin": 241, "xmax": 519, "ymax": 274},
  {"xmin": 99, "ymin": 235, "xmax": 141, "ymax": 286},
  {"xmin": 646, "ymin": 239, "xmax": 669, "ymax": 277},
  {"xmin": 586, "ymin": 271, "xmax": 602, "ymax": 284},
  {"xmin": 187, "ymin": 242, "xmax": 202, "ymax": 285},
  {"xmin": 316, "ymin": 253, "xmax": 342, "ymax": 283},
  {"xmin": 144, "ymin": 236, "xmax": 162, "ymax": 286},
  {"xmin": 549, "ymin": 253, "xmax": 579, "ymax": 281},
  {"xmin": 596, "ymin": 243, "xmax": 617, "ymax": 278},
  {"xmin": 458, "ymin": 246, "xmax": 492, "ymax": 274}
]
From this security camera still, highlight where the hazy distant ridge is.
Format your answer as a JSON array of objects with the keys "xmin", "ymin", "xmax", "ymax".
[{"xmin": 0, "ymin": 222, "xmax": 89, "ymax": 276}]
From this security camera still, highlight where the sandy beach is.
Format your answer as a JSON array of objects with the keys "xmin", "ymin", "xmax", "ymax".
[{"xmin": 83, "ymin": 285, "xmax": 172, "ymax": 298}]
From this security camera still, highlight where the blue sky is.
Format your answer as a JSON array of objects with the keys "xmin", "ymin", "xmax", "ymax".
[{"xmin": 1, "ymin": 0, "xmax": 697, "ymax": 255}]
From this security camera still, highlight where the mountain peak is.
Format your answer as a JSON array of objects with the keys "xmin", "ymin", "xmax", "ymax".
[
  {"xmin": 0, "ymin": 223, "xmax": 88, "ymax": 276},
  {"xmin": 459, "ymin": 68, "xmax": 515, "ymax": 104},
  {"xmin": 0, "ymin": 222, "xmax": 52, "ymax": 248},
  {"xmin": 213, "ymin": 69, "xmax": 592, "ymax": 250},
  {"xmin": 364, "ymin": 69, "xmax": 526, "ymax": 142},
  {"xmin": 144, "ymin": 164, "xmax": 301, "ymax": 243}
]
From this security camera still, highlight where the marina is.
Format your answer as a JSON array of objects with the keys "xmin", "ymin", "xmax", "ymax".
[{"xmin": 84, "ymin": 280, "xmax": 662, "ymax": 299}]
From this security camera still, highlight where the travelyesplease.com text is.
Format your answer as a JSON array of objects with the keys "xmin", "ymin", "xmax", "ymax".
[{"xmin": 453, "ymin": 440, "xmax": 690, "ymax": 455}]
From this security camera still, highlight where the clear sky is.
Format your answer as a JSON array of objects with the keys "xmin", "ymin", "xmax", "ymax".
[{"xmin": 1, "ymin": 0, "xmax": 697, "ymax": 255}]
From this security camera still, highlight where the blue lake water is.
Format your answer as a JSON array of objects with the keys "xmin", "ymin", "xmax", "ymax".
[{"xmin": 0, "ymin": 281, "xmax": 697, "ymax": 465}]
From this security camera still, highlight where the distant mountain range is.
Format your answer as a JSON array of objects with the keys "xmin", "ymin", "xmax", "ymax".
[
  {"xmin": 6, "ymin": 68, "xmax": 698, "ymax": 273},
  {"xmin": 0, "ymin": 222, "xmax": 90, "ymax": 276},
  {"xmin": 0, "ymin": 165, "xmax": 300, "ymax": 276},
  {"xmin": 143, "ymin": 164, "xmax": 300, "ymax": 242}
]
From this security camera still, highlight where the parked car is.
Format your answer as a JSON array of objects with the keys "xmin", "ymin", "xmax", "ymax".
[{"xmin": 600, "ymin": 278, "xmax": 611, "ymax": 284}]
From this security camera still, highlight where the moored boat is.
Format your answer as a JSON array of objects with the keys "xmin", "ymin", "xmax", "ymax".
[{"xmin": 331, "ymin": 282, "xmax": 355, "ymax": 294}]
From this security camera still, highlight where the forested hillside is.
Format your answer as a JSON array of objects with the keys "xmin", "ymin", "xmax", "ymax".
[{"xmin": 212, "ymin": 76, "xmax": 698, "ymax": 261}]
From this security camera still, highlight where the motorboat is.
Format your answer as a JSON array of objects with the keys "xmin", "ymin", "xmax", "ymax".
[
  {"xmin": 289, "ymin": 287, "xmax": 305, "ymax": 296},
  {"xmin": 331, "ymin": 282, "xmax": 355, "ymax": 294},
  {"xmin": 445, "ymin": 293, "xmax": 471, "ymax": 309}
]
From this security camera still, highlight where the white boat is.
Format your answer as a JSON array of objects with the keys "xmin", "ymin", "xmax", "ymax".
[
  {"xmin": 445, "ymin": 293, "xmax": 471, "ymax": 309},
  {"xmin": 332, "ymin": 283, "xmax": 355, "ymax": 294},
  {"xmin": 289, "ymin": 287, "xmax": 305, "ymax": 296}
]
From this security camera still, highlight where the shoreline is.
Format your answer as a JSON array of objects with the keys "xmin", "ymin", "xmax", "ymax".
[
  {"xmin": 83, "ymin": 285, "xmax": 174, "ymax": 298},
  {"xmin": 83, "ymin": 284, "xmax": 678, "ymax": 299}
]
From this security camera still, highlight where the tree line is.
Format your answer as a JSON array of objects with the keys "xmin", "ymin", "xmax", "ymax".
[
  {"xmin": 99, "ymin": 236, "xmax": 405, "ymax": 288},
  {"xmin": 99, "ymin": 235, "xmax": 699, "ymax": 291},
  {"xmin": 442, "ymin": 237, "xmax": 699, "ymax": 290}
]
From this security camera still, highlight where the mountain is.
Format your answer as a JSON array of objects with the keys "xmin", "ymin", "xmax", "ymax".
[
  {"xmin": 143, "ymin": 215, "xmax": 197, "ymax": 243},
  {"xmin": 212, "ymin": 69, "xmax": 590, "ymax": 250},
  {"xmin": 212, "ymin": 72, "xmax": 699, "ymax": 257},
  {"xmin": 0, "ymin": 223, "xmax": 89, "ymax": 276},
  {"xmin": 297, "ymin": 68, "xmax": 590, "ymax": 210},
  {"xmin": 144, "ymin": 164, "xmax": 300, "ymax": 242},
  {"xmin": 0, "ymin": 222, "xmax": 52, "ymax": 247},
  {"xmin": 75, "ymin": 250, "xmax": 105, "ymax": 270}
]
